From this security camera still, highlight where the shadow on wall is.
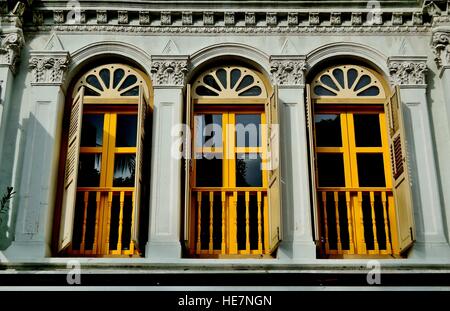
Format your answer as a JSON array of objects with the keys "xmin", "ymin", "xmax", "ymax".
[{"xmin": 0, "ymin": 58, "xmax": 29, "ymax": 251}]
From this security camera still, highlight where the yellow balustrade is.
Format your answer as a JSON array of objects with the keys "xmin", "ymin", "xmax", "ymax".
[
  {"xmin": 192, "ymin": 187, "xmax": 268, "ymax": 256},
  {"xmin": 318, "ymin": 187, "xmax": 395, "ymax": 256},
  {"xmin": 69, "ymin": 187, "xmax": 136, "ymax": 256}
]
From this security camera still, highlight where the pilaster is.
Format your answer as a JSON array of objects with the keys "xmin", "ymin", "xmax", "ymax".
[
  {"xmin": 270, "ymin": 55, "xmax": 316, "ymax": 260},
  {"xmin": 146, "ymin": 55, "xmax": 189, "ymax": 259},
  {"xmin": 388, "ymin": 56, "xmax": 450, "ymax": 259}
]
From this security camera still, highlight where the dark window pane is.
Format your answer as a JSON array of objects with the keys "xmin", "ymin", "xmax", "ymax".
[
  {"xmin": 99, "ymin": 69, "xmax": 110, "ymax": 89},
  {"xmin": 78, "ymin": 154, "xmax": 101, "ymax": 187},
  {"xmin": 332, "ymin": 68, "xmax": 345, "ymax": 88},
  {"xmin": 354, "ymin": 75, "xmax": 371, "ymax": 91},
  {"xmin": 121, "ymin": 86, "xmax": 139, "ymax": 96},
  {"xmin": 81, "ymin": 114, "xmax": 104, "ymax": 147},
  {"xmin": 320, "ymin": 75, "xmax": 338, "ymax": 91},
  {"xmin": 195, "ymin": 114, "xmax": 222, "ymax": 147},
  {"xmin": 203, "ymin": 75, "xmax": 221, "ymax": 92},
  {"xmin": 230, "ymin": 69, "xmax": 241, "ymax": 89},
  {"xmin": 236, "ymin": 153, "xmax": 262, "ymax": 187},
  {"xmin": 236, "ymin": 75, "xmax": 254, "ymax": 92},
  {"xmin": 314, "ymin": 85, "xmax": 336, "ymax": 96},
  {"xmin": 236, "ymin": 114, "xmax": 261, "ymax": 147},
  {"xmin": 240, "ymin": 86, "xmax": 262, "ymax": 96},
  {"xmin": 113, "ymin": 69, "xmax": 125, "ymax": 88},
  {"xmin": 216, "ymin": 69, "xmax": 227, "ymax": 89},
  {"xmin": 316, "ymin": 153, "xmax": 345, "ymax": 187},
  {"xmin": 357, "ymin": 153, "xmax": 386, "ymax": 187},
  {"xmin": 86, "ymin": 75, "xmax": 103, "ymax": 91},
  {"xmin": 84, "ymin": 87, "xmax": 100, "ymax": 96},
  {"xmin": 195, "ymin": 85, "xmax": 219, "ymax": 96},
  {"xmin": 113, "ymin": 154, "xmax": 136, "ymax": 187},
  {"xmin": 118, "ymin": 75, "xmax": 138, "ymax": 91},
  {"xmin": 357, "ymin": 86, "xmax": 380, "ymax": 96},
  {"xmin": 195, "ymin": 154, "xmax": 222, "ymax": 187},
  {"xmin": 354, "ymin": 114, "xmax": 382, "ymax": 147},
  {"xmin": 315, "ymin": 114, "xmax": 342, "ymax": 147},
  {"xmin": 347, "ymin": 68, "xmax": 358, "ymax": 89},
  {"xmin": 116, "ymin": 115, "xmax": 137, "ymax": 147}
]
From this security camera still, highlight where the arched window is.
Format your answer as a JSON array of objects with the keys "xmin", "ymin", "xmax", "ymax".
[
  {"xmin": 58, "ymin": 64, "xmax": 152, "ymax": 257},
  {"xmin": 185, "ymin": 64, "xmax": 281, "ymax": 257},
  {"xmin": 307, "ymin": 64, "xmax": 414, "ymax": 258}
]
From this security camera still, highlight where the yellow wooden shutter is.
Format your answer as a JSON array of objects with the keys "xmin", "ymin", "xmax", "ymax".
[
  {"xmin": 59, "ymin": 86, "xmax": 84, "ymax": 251},
  {"xmin": 385, "ymin": 85, "xmax": 415, "ymax": 253},
  {"xmin": 306, "ymin": 84, "xmax": 319, "ymax": 242},
  {"xmin": 132, "ymin": 85, "xmax": 148, "ymax": 251},
  {"xmin": 266, "ymin": 86, "xmax": 282, "ymax": 252},
  {"xmin": 184, "ymin": 84, "xmax": 193, "ymax": 248}
]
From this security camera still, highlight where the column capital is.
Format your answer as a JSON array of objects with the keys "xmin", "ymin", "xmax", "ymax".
[
  {"xmin": 28, "ymin": 51, "xmax": 70, "ymax": 86},
  {"xmin": 269, "ymin": 55, "xmax": 307, "ymax": 88},
  {"xmin": 431, "ymin": 28, "xmax": 450, "ymax": 69},
  {"xmin": 150, "ymin": 55, "xmax": 190, "ymax": 88},
  {"xmin": 0, "ymin": 31, "xmax": 24, "ymax": 74},
  {"xmin": 388, "ymin": 56, "xmax": 428, "ymax": 87}
]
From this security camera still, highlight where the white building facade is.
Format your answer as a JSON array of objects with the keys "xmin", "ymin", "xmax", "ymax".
[{"xmin": 0, "ymin": 0, "xmax": 450, "ymax": 269}]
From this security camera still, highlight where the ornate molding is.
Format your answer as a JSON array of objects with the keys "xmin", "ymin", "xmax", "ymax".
[
  {"xmin": 0, "ymin": 32, "xmax": 24, "ymax": 73},
  {"xmin": 203, "ymin": 12, "xmax": 214, "ymax": 26},
  {"xmin": 33, "ymin": 24, "xmax": 431, "ymax": 34},
  {"xmin": 432, "ymin": 31, "xmax": 450, "ymax": 68},
  {"xmin": 118, "ymin": 11, "xmax": 128, "ymax": 25},
  {"xmin": 270, "ymin": 56, "xmax": 307, "ymax": 87},
  {"xmin": 28, "ymin": 51, "xmax": 70, "ymax": 85},
  {"xmin": 150, "ymin": 56, "xmax": 189, "ymax": 87},
  {"xmin": 388, "ymin": 56, "xmax": 428, "ymax": 86}
]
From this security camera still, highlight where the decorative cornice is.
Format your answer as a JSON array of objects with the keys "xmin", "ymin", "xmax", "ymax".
[
  {"xmin": 29, "ymin": 24, "xmax": 431, "ymax": 34},
  {"xmin": 270, "ymin": 56, "xmax": 307, "ymax": 87},
  {"xmin": 431, "ymin": 31, "xmax": 450, "ymax": 68},
  {"xmin": 388, "ymin": 56, "xmax": 428, "ymax": 86},
  {"xmin": 28, "ymin": 51, "xmax": 70, "ymax": 85},
  {"xmin": 150, "ymin": 56, "xmax": 189, "ymax": 87},
  {"xmin": 25, "ymin": 9, "xmax": 431, "ymax": 31},
  {"xmin": 0, "ymin": 32, "xmax": 24, "ymax": 73}
]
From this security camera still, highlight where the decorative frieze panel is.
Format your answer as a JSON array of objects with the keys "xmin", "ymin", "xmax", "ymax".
[
  {"xmin": 267, "ymin": 13, "xmax": 277, "ymax": 26},
  {"xmin": 351, "ymin": 12, "xmax": 363, "ymax": 25},
  {"xmin": 270, "ymin": 56, "xmax": 307, "ymax": 87},
  {"xmin": 118, "ymin": 11, "xmax": 128, "ymax": 24},
  {"xmin": 150, "ymin": 56, "xmax": 189, "ymax": 87},
  {"xmin": 139, "ymin": 11, "xmax": 150, "ymax": 25},
  {"xmin": 97, "ymin": 10, "xmax": 107, "ymax": 24},
  {"xmin": 392, "ymin": 12, "xmax": 403, "ymax": 25},
  {"xmin": 161, "ymin": 12, "xmax": 171, "ymax": 25},
  {"xmin": 53, "ymin": 10, "xmax": 64, "ymax": 24},
  {"xmin": 287, "ymin": 13, "xmax": 298, "ymax": 26},
  {"xmin": 203, "ymin": 12, "xmax": 214, "ymax": 25},
  {"xmin": 388, "ymin": 57, "xmax": 428, "ymax": 86},
  {"xmin": 330, "ymin": 13, "xmax": 341, "ymax": 25},
  {"xmin": 412, "ymin": 12, "xmax": 423, "ymax": 25},
  {"xmin": 432, "ymin": 31, "xmax": 450, "ymax": 68},
  {"xmin": 28, "ymin": 52, "xmax": 70, "ymax": 85},
  {"xmin": 309, "ymin": 13, "xmax": 320, "ymax": 25},
  {"xmin": 182, "ymin": 12, "xmax": 193, "ymax": 26},
  {"xmin": 0, "ymin": 32, "xmax": 24, "ymax": 73},
  {"xmin": 245, "ymin": 12, "xmax": 255, "ymax": 26},
  {"xmin": 224, "ymin": 12, "xmax": 235, "ymax": 26}
]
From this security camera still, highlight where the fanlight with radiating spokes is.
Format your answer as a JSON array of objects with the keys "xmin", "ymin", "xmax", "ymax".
[
  {"xmin": 192, "ymin": 66, "xmax": 267, "ymax": 99},
  {"xmin": 311, "ymin": 65, "xmax": 385, "ymax": 99},
  {"xmin": 73, "ymin": 64, "xmax": 149, "ymax": 99}
]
